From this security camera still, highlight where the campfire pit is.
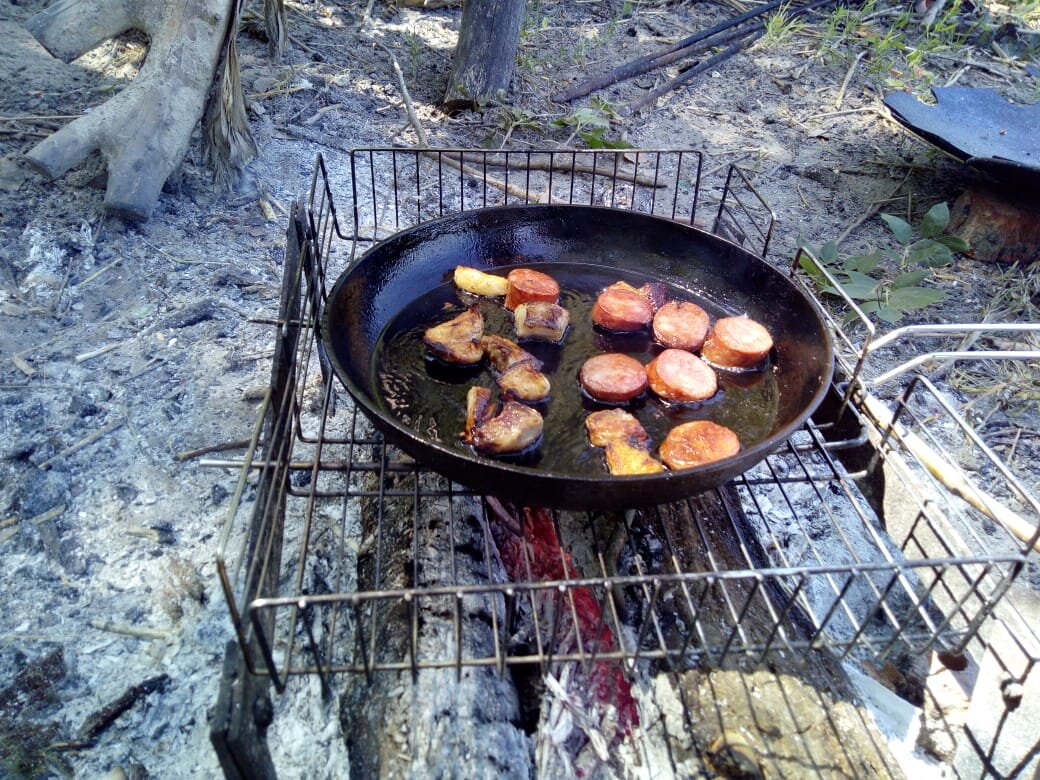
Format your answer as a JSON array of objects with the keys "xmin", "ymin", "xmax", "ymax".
[{"xmin": 209, "ymin": 149, "xmax": 1039, "ymax": 778}]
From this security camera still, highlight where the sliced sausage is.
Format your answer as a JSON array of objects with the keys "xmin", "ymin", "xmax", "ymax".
[
  {"xmin": 659, "ymin": 420, "xmax": 740, "ymax": 470},
  {"xmin": 592, "ymin": 286, "xmax": 653, "ymax": 332},
  {"xmin": 579, "ymin": 353, "xmax": 648, "ymax": 403},
  {"xmin": 505, "ymin": 268, "xmax": 560, "ymax": 311},
  {"xmin": 646, "ymin": 349, "xmax": 717, "ymax": 403},
  {"xmin": 701, "ymin": 316, "xmax": 773, "ymax": 370},
  {"xmin": 652, "ymin": 301, "xmax": 710, "ymax": 351}
]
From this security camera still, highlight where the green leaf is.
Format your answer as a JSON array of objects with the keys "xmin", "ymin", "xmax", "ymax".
[
  {"xmin": 892, "ymin": 269, "xmax": 929, "ymax": 288},
  {"xmin": 568, "ymin": 107, "xmax": 611, "ymax": 129},
  {"xmin": 819, "ymin": 240, "xmax": 839, "ymax": 263},
  {"xmin": 936, "ymin": 234, "xmax": 970, "ymax": 253},
  {"xmin": 876, "ymin": 306, "xmax": 904, "ymax": 324},
  {"xmin": 846, "ymin": 250, "xmax": 882, "ymax": 273},
  {"xmin": 834, "ymin": 272, "xmax": 881, "ymax": 300},
  {"xmin": 920, "ymin": 202, "xmax": 950, "ymax": 238},
  {"xmin": 886, "ymin": 285, "xmax": 946, "ymax": 310},
  {"xmin": 880, "ymin": 213, "xmax": 913, "ymax": 245},
  {"xmin": 579, "ymin": 131, "xmax": 631, "ymax": 149},
  {"xmin": 906, "ymin": 239, "xmax": 953, "ymax": 268}
]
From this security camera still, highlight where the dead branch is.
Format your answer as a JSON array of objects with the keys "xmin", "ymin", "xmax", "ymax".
[{"xmin": 553, "ymin": 0, "xmax": 788, "ymax": 103}]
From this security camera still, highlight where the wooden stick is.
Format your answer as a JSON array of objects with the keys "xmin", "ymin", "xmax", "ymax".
[
  {"xmin": 74, "ymin": 255, "xmax": 124, "ymax": 289},
  {"xmin": 447, "ymin": 152, "xmax": 667, "ymax": 188},
  {"xmin": 87, "ymin": 619, "xmax": 170, "ymax": 641},
  {"xmin": 833, "ymin": 50, "xmax": 866, "ymax": 110},
  {"xmin": 862, "ymin": 393, "xmax": 1040, "ymax": 554},
  {"xmin": 175, "ymin": 439, "xmax": 252, "ymax": 462},
  {"xmin": 553, "ymin": 0, "xmax": 787, "ymax": 102},
  {"xmin": 625, "ymin": 35, "xmax": 758, "ymax": 114},
  {"xmin": 39, "ymin": 419, "xmax": 124, "ymax": 469},
  {"xmin": 382, "ymin": 45, "xmax": 541, "ymax": 203},
  {"xmin": 75, "ymin": 342, "xmax": 121, "ymax": 363}
]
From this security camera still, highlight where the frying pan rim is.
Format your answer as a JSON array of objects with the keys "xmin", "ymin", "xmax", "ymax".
[{"xmin": 320, "ymin": 203, "xmax": 835, "ymax": 491}]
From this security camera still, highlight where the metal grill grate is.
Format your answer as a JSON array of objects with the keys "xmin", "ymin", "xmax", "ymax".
[{"xmin": 213, "ymin": 148, "xmax": 1038, "ymax": 696}]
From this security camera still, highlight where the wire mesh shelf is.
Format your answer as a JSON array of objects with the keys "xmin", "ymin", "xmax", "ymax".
[{"xmin": 214, "ymin": 148, "xmax": 1037, "ymax": 692}]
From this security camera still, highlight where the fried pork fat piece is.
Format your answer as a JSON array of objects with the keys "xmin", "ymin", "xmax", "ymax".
[
  {"xmin": 423, "ymin": 305, "xmax": 485, "ymax": 364},
  {"xmin": 453, "ymin": 266, "xmax": 509, "ymax": 297},
  {"xmin": 481, "ymin": 335, "xmax": 551, "ymax": 402},
  {"xmin": 514, "ymin": 302, "xmax": 570, "ymax": 343},
  {"xmin": 462, "ymin": 387, "xmax": 544, "ymax": 455},
  {"xmin": 585, "ymin": 409, "xmax": 664, "ymax": 475}
]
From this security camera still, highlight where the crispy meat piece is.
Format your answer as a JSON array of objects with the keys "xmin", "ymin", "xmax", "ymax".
[
  {"xmin": 454, "ymin": 265, "xmax": 509, "ymax": 297},
  {"xmin": 482, "ymin": 335, "xmax": 540, "ymax": 373},
  {"xmin": 585, "ymin": 409, "xmax": 663, "ymax": 475},
  {"xmin": 604, "ymin": 441, "xmax": 665, "ymax": 475},
  {"xmin": 462, "ymin": 386, "xmax": 496, "ymax": 444},
  {"xmin": 585, "ymin": 408, "xmax": 651, "ymax": 449},
  {"xmin": 514, "ymin": 302, "xmax": 570, "ymax": 343},
  {"xmin": 469, "ymin": 401, "xmax": 544, "ymax": 455},
  {"xmin": 423, "ymin": 306, "xmax": 484, "ymax": 364},
  {"xmin": 497, "ymin": 362, "xmax": 551, "ymax": 403}
]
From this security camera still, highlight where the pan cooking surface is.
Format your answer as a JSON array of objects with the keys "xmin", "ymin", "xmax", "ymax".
[
  {"xmin": 376, "ymin": 262, "xmax": 779, "ymax": 475},
  {"xmin": 320, "ymin": 204, "xmax": 833, "ymax": 509}
]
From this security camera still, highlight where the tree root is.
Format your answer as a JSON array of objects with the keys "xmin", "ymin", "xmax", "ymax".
[{"xmin": 24, "ymin": 0, "xmax": 252, "ymax": 220}]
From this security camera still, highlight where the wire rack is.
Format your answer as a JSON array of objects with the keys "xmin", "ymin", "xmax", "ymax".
[{"xmin": 213, "ymin": 148, "xmax": 1038, "ymax": 695}]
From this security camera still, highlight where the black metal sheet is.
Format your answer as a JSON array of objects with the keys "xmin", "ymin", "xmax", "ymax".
[
  {"xmin": 320, "ymin": 205, "xmax": 834, "ymax": 510},
  {"xmin": 884, "ymin": 87, "xmax": 1040, "ymax": 182}
]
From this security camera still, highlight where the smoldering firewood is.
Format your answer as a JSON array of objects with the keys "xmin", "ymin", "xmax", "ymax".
[{"xmin": 339, "ymin": 471, "xmax": 531, "ymax": 779}]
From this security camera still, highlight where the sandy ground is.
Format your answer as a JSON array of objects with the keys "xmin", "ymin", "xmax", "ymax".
[{"xmin": 1, "ymin": 0, "xmax": 1038, "ymax": 776}]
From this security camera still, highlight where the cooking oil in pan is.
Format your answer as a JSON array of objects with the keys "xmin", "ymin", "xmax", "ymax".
[{"xmin": 376, "ymin": 263, "xmax": 779, "ymax": 476}]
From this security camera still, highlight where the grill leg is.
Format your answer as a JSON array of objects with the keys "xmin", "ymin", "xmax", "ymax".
[{"xmin": 210, "ymin": 641, "xmax": 277, "ymax": 780}]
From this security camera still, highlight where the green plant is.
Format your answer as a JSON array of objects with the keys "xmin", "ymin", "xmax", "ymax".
[
  {"xmin": 755, "ymin": 4, "xmax": 807, "ymax": 49},
  {"xmin": 552, "ymin": 99, "xmax": 631, "ymax": 148},
  {"xmin": 799, "ymin": 202, "xmax": 970, "ymax": 324}
]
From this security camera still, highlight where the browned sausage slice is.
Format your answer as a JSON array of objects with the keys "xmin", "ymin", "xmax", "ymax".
[
  {"xmin": 659, "ymin": 420, "xmax": 740, "ymax": 470},
  {"xmin": 701, "ymin": 316, "xmax": 774, "ymax": 370},
  {"xmin": 505, "ymin": 268, "xmax": 560, "ymax": 311},
  {"xmin": 652, "ymin": 301, "xmax": 710, "ymax": 351},
  {"xmin": 592, "ymin": 286, "xmax": 653, "ymax": 332},
  {"xmin": 646, "ymin": 349, "xmax": 717, "ymax": 402},
  {"xmin": 579, "ymin": 353, "xmax": 648, "ymax": 403}
]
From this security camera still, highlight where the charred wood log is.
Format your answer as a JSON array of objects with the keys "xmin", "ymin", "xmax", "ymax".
[
  {"xmin": 339, "ymin": 471, "xmax": 531, "ymax": 779},
  {"xmin": 442, "ymin": 0, "xmax": 524, "ymax": 113}
]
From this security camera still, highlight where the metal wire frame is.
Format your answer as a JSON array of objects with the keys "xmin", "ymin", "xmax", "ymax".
[{"xmin": 214, "ymin": 148, "xmax": 1034, "ymax": 689}]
